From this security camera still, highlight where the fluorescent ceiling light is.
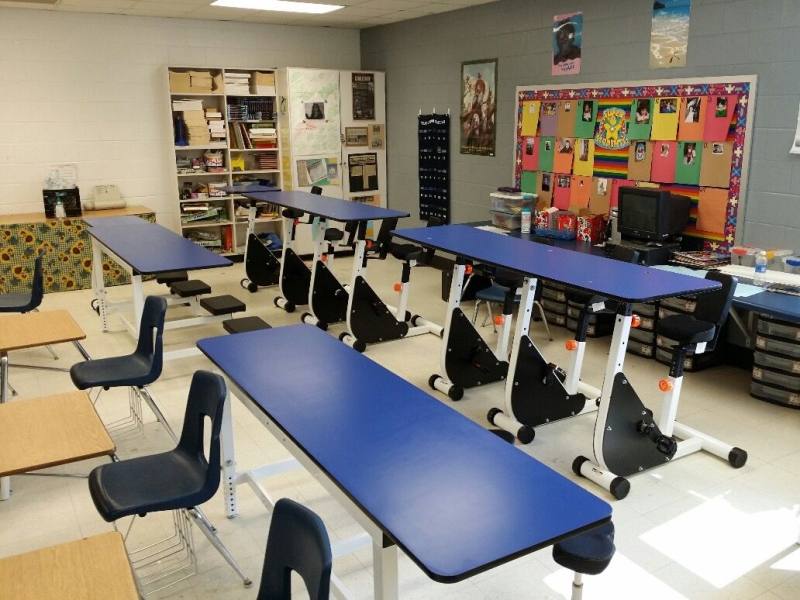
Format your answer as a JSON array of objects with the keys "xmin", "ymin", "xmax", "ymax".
[{"xmin": 211, "ymin": 0, "xmax": 344, "ymax": 14}]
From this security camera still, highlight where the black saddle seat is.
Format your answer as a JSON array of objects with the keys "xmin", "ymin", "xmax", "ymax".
[
  {"xmin": 493, "ymin": 268, "xmax": 524, "ymax": 290},
  {"xmin": 156, "ymin": 271, "xmax": 188, "ymax": 285},
  {"xmin": 201, "ymin": 295, "xmax": 246, "ymax": 316},
  {"xmin": 552, "ymin": 521, "xmax": 616, "ymax": 576},
  {"xmin": 170, "ymin": 280, "xmax": 211, "ymax": 298},
  {"xmin": 283, "ymin": 208, "xmax": 304, "ymax": 219},
  {"xmin": 223, "ymin": 316, "xmax": 271, "ymax": 334},
  {"xmin": 324, "ymin": 229, "xmax": 344, "ymax": 242},
  {"xmin": 657, "ymin": 314, "xmax": 715, "ymax": 346},
  {"xmin": 390, "ymin": 243, "xmax": 423, "ymax": 262}
]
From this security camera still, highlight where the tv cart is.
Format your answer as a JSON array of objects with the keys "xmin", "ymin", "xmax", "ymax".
[{"xmin": 608, "ymin": 239, "xmax": 681, "ymax": 266}]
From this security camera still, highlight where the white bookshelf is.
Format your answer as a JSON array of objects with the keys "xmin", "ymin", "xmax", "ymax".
[{"xmin": 167, "ymin": 66, "xmax": 284, "ymax": 257}]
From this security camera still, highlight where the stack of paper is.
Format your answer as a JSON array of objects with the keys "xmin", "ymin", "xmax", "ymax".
[
  {"xmin": 188, "ymin": 71, "xmax": 214, "ymax": 93},
  {"xmin": 249, "ymin": 127, "xmax": 277, "ymax": 148},
  {"xmin": 253, "ymin": 71, "xmax": 276, "ymax": 96},
  {"xmin": 183, "ymin": 109, "xmax": 210, "ymax": 145},
  {"xmin": 224, "ymin": 72, "xmax": 251, "ymax": 95},
  {"xmin": 172, "ymin": 99, "xmax": 204, "ymax": 112},
  {"xmin": 206, "ymin": 108, "xmax": 226, "ymax": 141}
]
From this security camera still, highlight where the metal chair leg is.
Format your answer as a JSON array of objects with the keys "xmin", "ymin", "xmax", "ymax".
[
  {"xmin": 45, "ymin": 345, "xmax": 59, "ymax": 360},
  {"xmin": 187, "ymin": 508, "xmax": 252, "ymax": 587},
  {"xmin": 534, "ymin": 301, "xmax": 553, "ymax": 341},
  {"xmin": 472, "ymin": 299, "xmax": 481, "ymax": 324},
  {"xmin": 571, "ymin": 572, "xmax": 583, "ymax": 600}
]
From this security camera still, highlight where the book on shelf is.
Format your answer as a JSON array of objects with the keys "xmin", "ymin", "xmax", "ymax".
[
  {"xmin": 172, "ymin": 99, "xmax": 204, "ymax": 111},
  {"xmin": 182, "ymin": 202, "xmax": 210, "ymax": 212},
  {"xmin": 181, "ymin": 207, "xmax": 221, "ymax": 223}
]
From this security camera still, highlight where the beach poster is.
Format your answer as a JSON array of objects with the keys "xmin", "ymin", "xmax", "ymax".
[
  {"xmin": 552, "ymin": 12, "xmax": 582, "ymax": 76},
  {"xmin": 649, "ymin": 0, "xmax": 692, "ymax": 69}
]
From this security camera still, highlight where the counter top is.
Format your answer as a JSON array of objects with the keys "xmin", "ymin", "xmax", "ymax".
[{"xmin": 0, "ymin": 205, "xmax": 153, "ymax": 226}]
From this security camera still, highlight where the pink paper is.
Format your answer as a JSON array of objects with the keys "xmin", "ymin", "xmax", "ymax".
[
  {"xmin": 703, "ymin": 95, "xmax": 738, "ymax": 142},
  {"xmin": 553, "ymin": 174, "xmax": 572, "ymax": 209},
  {"xmin": 610, "ymin": 179, "xmax": 635, "ymax": 208},
  {"xmin": 650, "ymin": 141, "xmax": 677, "ymax": 183},
  {"xmin": 521, "ymin": 136, "xmax": 540, "ymax": 171}
]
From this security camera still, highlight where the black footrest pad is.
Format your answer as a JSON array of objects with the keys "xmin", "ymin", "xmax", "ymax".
[
  {"xmin": 223, "ymin": 316, "xmax": 271, "ymax": 334},
  {"xmin": 170, "ymin": 280, "xmax": 211, "ymax": 297},
  {"xmin": 156, "ymin": 270, "xmax": 188, "ymax": 285},
  {"xmin": 201, "ymin": 295, "xmax": 246, "ymax": 316}
]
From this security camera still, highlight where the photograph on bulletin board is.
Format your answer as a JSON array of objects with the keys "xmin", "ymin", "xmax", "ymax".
[
  {"xmin": 352, "ymin": 73, "xmax": 375, "ymax": 120},
  {"xmin": 552, "ymin": 12, "xmax": 583, "ymax": 76},
  {"xmin": 460, "ymin": 59, "xmax": 497, "ymax": 156},
  {"xmin": 348, "ymin": 152, "xmax": 379, "ymax": 193},
  {"xmin": 649, "ymin": 0, "xmax": 692, "ymax": 69},
  {"xmin": 297, "ymin": 157, "xmax": 340, "ymax": 187}
]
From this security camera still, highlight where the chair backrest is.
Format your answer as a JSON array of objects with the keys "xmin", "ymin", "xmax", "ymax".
[
  {"xmin": 28, "ymin": 255, "xmax": 44, "ymax": 310},
  {"xmin": 134, "ymin": 296, "xmax": 168, "ymax": 382},
  {"xmin": 177, "ymin": 370, "xmax": 227, "ymax": 501},
  {"xmin": 608, "ymin": 245, "xmax": 640, "ymax": 264},
  {"xmin": 694, "ymin": 271, "xmax": 737, "ymax": 350},
  {"xmin": 375, "ymin": 217, "xmax": 399, "ymax": 259},
  {"xmin": 310, "ymin": 186, "xmax": 323, "ymax": 195},
  {"xmin": 258, "ymin": 498, "xmax": 332, "ymax": 600}
]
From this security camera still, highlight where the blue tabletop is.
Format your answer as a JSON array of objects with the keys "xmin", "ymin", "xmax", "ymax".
[
  {"xmin": 732, "ymin": 290, "xmax": 800, "ymax": 323},
  {"xmin": 197, "ymin": 325, "xmax": 611, "ymax": 583},
  {"xmin": 85, "ymin": 216, "xmax": 232, "ymax": 275},
  {"xmin": 395, "ymin": 225, "xmax": 720, "ymax": 302},
  {"xmin": 242, "ymin": 190, "xmax": 409, "ymax": 222}
]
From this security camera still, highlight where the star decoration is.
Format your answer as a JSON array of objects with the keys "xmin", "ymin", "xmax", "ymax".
[
  {"xmin": 739, "ymin": 96, "xmax": 748, "ymax": 106},
  {"xmin": 591, "ymin": 89, "xmax": 599, "ymax": 97},
  {"xmin": 655, "ymin": 87, "xmax": 664, "ymax": 95},
  {"xmin": 734, "ymin": 146, "xmax": 743, "ymax": 158},
  {"xmin": 543, "ymin": 91, "xmax": 550, "ymax": 98},
  {"xmin": 568, "ymin": 90, "xmax": 576, "ymax": 98},
  {"xmin": 685, "ymin": 85, "xmax": 694, "ymax": 94},
  {"xmin": 725, "ymin": 85, "xmax": 735, "ymax": 94},
  {"xmin": 622, "ymin": 88, "xmax": 630, "ymax": 96},
  {"xmin": 730, "ymin": 196, "xmax": 738, "ymax": 207},
  {"xmin": 726, "ymin": 234, "xmax": 734, "ymax": 244}
]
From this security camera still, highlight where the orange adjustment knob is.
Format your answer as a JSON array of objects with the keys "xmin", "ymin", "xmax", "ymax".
[
  {"xmin": 366, "ymin": 240, "xmax": 375, "ymax": 250},
  {"xmin": 465, "ymin": 264, "xmax": 473, "ymax": 275},
  {"xmin": 321, "ymin": 254, "xmax": 328, "ymax": 263},
  {"xmin": 565, "ymin": 340, "xmax": 578, "ymax": 351},
  {"xmin": 658, "ymin": 379, "xmax": 673, "ymax": 392},
  {"xmin": 393, "ymin": 282, "xmax": 402, "ymax": 292},
  {"xmin": 494, "ymin": 315, "xmax": 505, "ymax": 326},
  {"xmin": 632, "ymin": 314, "xmax": 642, "ymax": 328}
]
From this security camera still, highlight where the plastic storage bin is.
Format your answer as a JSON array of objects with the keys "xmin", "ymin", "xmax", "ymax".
[
  {"xmin": 752, "ymin": 367, "xmax": 800, "ymax": 392},
  {"xmin": 754, "ymin": 350, "xmax": 800, "ymax": 375},
  {"xmin": 783, "ymin": 256, "xmax": 800, "ymax": 274},
  {"xmin": 490, "ymin": 210, "xmax": 521, "ymax": 230},
  {"xmin": 755, "ymin": 335, "xmax": 800, "ymax": 360},
  {"xmin": 543, "ymin": 310, "xmax": 566, "ymax": 327},
  {"xmin": 627, "ymin": 339, "xmax": 655, "ymax": 358},
  {"xmin": 757, "ymin": 316, "xmax": 800, "ymax": 341},
  {"xmin": 541, "ymin": 287, "xmax": 567, "ymax": 302},
  {"xmin": 490, "ymin": 192, "xmax": 534, "ymax": 212},
  {"xmin": 750, "ymin": 381, "xmax": 800, "ymax": 408}
]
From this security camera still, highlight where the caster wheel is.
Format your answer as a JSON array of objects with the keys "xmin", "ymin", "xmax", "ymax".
[
  {"xmin": 240, "ymin": 278, "xmax": 249, "ymax": 290},
  {"xmin": 428, "ymin": 374, "xmax": 440, "ymax": 390},
  {"xmin": 273, "ymin": 297, "xmax": 281, "ymax": 308},
  {"xmin": 490, "ymin": 429, "xmax": 515, "ymax": 444},
  {"xmin": 284, "ymin": 302, "xmax": 295, "ymax": 313},
  {"xmin": 728, "ymin": 447, "xmax": 748, "ymax": 468},
  {"xmin": 338, "ymin": 332, "xmax": 348, "ymax": 342},
  {"xmin": 516, "ymin": 425, "xmax": 535, "ymax": 444},
  {"xmin": 317, "ymin": 321, "xmax": 328, "ymax": 331},
  {"xmin": 353, "ymin": 339, "xmax": 366, "ymax": 353},
  {"xmin": 407, "ymin": 311, "xmax": 414, "ymax": 324},
  {"xmin": 90, "ymin": 299, "xmax": 100, "ymax": 315},
  {"xmin": 448, "ymin": 385, "xmax": 464, "ymax": 401},
  {"xmin": 247, "ymin": 282, "xmax": 258, "ymax": 293},
  {"xmin": 572, "ymin": 456, "xmax": 589, "ymax": 477},
  {"xmin": 301, "ymin": 312, "xmax": 312, "ymax": 324},
  {"xmin": 487, "ymin": 407, "xmax": 501, "ymax": 426},
  {"xmin": 610, "ymin": 476, "xmax": 630, "ymax": 500},
  {"xmin": 596, "ymin": 397, "xmax": 601, "ymax": 407}
]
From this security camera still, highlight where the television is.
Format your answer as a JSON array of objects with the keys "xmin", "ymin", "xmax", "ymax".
[{"xmin": 617, "ymin": 187, "xmax": 690, "ymax": 242}]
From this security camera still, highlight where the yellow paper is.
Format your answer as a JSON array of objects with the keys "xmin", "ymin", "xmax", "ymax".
[
  {"xmin": 572, "ymin": 139, "xmax": 595, "ymax": 176},
  {"xmin": 521, "ymin": 100, "xmax": 541, "ymax": 136},
  {"xmin": 651, "ymin": 97, "xmax": 679, "ymax": 140}
]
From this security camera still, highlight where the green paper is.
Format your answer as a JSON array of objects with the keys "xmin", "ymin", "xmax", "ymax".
[
  {"xmin": 628, "ymin": 99, "xmax": 653, "ymax": 140},
  {"xmin": 539, "ymin": 136, "xmax": 555, "ymax": 172},
  {"xmin": 521, "ymin": 171, "xmax": 537, "ymax": 194},
  {"xmin": 675, "ymin": 141, "xmax": 702, "ymax": 185},
  {"xmin": 574, "ymin": 100, "xmax": 598, "ymax": 139}
]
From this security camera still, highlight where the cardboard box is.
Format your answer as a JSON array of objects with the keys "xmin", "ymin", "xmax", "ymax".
[
  {"xmin": 577, "ymin": 214, "xmax": 607, "ymax": 243},
  {"xmin": 253, "ymin": 71, "xmax": 276, "ymax": 95},
  {"xmin": 169, "ymin": 71, "xmax": 192, "ymax": 93}
]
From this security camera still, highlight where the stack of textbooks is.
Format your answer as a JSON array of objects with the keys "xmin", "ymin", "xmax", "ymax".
[
  {"xmin": 224, "ymin": 72, "xmax": 251, "ymax": 95},
  {"xmin": 207, "ymin": 182, "xmax": 228, "ymax": 197},
  {"xmin": 249, "ymin": 126, "xmax": 277, "ymax": 148},
  {"xmin": 256, "ymin": 153, "xmax": 278, "ymax": 170},
  {"xmin": 186, "ymin": 229, "xmax": 223, "ymax": 249},
  {"xmin": 181, "ymin": 206, "xmax": 221, "ymax": 224},
  {"xmin": 205, "ymin": 108, "xmax": 226, "ymax": 142},
  {"xmin": 173, "ymin": 99, "xmax": 210, "ymax": 146},
  {"xmin": 227, "ymin": 98, "xmax": 275, "ymax": 121}
]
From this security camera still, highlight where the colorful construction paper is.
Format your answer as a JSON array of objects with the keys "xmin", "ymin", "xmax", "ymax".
[
  {"xmin": 521, "ymin": 170, "xmax": 538, "ymax": 194},
  {"xmin": 539, "ymin": 136, "xmax": 556, "ymax": 172},
  {"xmin": 695, "ymin": 187, "xmax": 729, "ymax": 235},
  {"xmin": 557, "ymin": 100, "xmax": 577, "ymax": 138},
  {"xmin": 650, "ymin": 141, "xmax": 677, "ymax": 183},
  {"xmin": 627, "ymin": 140, "xmax": 653, "ymax": 181},
  {"xmin": 574, "ymin": 99, "xmax": 598, "ymax": 139},
  {"xmin": 569, "ymin": 175, "xmax": 592, "ymax": 212},
  {"xmin": 553, "ymin": 174, "xmax": 572, "ymax": 209},
  {"xmin": 704, "ymin": 94, "xmax": 737, "ymax": 141},
  {"xmin": 628, "ymin": 99, "xmax": 653, "ymax": 140},
  {"xmin": 537, "ymin": 172, "xmax": 554, "ymax": 206},
  {"xmin": 520, "ymin": 100, "xmax": 541, "ymax": 136},
  {"xmin": 572, "ymin": 138, "xmax": 595, "ymax": 176},
  {"xmin": 678, "ymin": 96, "xmax": 707, "ymax": 140},
  {"xmin": 588, "ymin": 177, "xmax": 613, "ymax": 216},
  {"xmin": 610, "ymin": 179, "xmax": 636, "ymax": 208},
  {"xmin": 699, "ymin": 141, "xmax": 733, "ymax": 188},
  {"xmin": 593, "ymin": 98, "xmax": 631, "ymax": 178},
  {"xmin": 651, "ymin": 97, "xmax": 679, "ymax": 140},
  {"xmin": 521, "ymin": 136, "xmax": 540, "ymax": 171},
  {"xmin": 540, "ymin": 102, "xmax": 558, "ymax": 136},
  {"xmin": 675, "ymin": 140, "xmax": 702, "ymax": 185},
  {"xmin": 553, "ymin": 137, "xmax": 575, "ymax": 174}
]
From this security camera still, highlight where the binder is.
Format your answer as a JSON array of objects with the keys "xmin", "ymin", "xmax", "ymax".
[
  {"xmin": 540, "ymin": 102, "xmax": 558, "ymax": 136},
  {"xmin": 704, "ymin": 94, "xmax": 738, "ymax": 141},
  {"xmin": 553, "ymin": 137, "xmax": 575, "ymax": 174},
  {"xmin": 675, "ymin": 141, "xmax": 702, "ymax": 185},
  {"xmin": 651, "ymin": 141, "xmax": 677, "ymax": 183},
  {"xmin": 574, "ymin": 99, "xmax": 598, "ymax": 139}
]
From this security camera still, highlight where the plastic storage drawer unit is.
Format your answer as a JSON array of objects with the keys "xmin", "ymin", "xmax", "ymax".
[{"xmin": 751, "ymin": 381, "xmax": 800, "ymax": 408}]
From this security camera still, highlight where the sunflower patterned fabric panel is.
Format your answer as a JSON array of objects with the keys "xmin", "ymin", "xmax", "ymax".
[{"xmin": 0, "ymin": 213, "xmax": 156, "ymax": 294}]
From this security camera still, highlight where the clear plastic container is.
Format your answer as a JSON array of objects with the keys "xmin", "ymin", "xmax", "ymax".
[
  {"xmin": 757, "ymin": 317, "xmax": 800, "ymax": 342},
  {"xmin": 627, "ymin": 339, "xmax": 655, "ymax": 357},
  {"xmin": 730, "ymin": 246, "xmax": 756, "ymax": 267},
  {"xmin": 490, "ymin": 192, "xmax": 534, "ymax": 212},
  {"xmin": 752, "ymin": 367, "xmax": 800, "ymax": 391},
  {"xmin": 750, "ymin": 381, "xmax": 800, "ymax": 408},
  {"xmin": 755, "ymin": 335, "xmax": 800, "ymax": 359},
  {"xmin": 754, "ymin": 350, "xmax": 800, "ymax": 375},
  {"xmin": 784, "ymin": 256, "xmax": 800, "ymax": 274},
  {"xmin": 490, "ymin": 210, "xmax": 521, "ymax": 230}
]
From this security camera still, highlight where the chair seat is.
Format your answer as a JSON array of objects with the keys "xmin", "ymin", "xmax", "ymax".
[
  {"xmin": 70, "ymin": 354, "xmax": 156, "ymax": 390},
  {"xmin": 283, "ymin": 208, "xmax": 304, "ymax": 219},
  {"xmin": 476, "ymin": 284, "xmax": 520, "ymax": 304},
  {"xmin": 567, "ymin": 291, "xmax": 611, "ymax": 313},
  {"xmin": 0, "ymin": 293, "xmax": 33, "ymax": 312},
  {"xmin": 200, "ymin": 295, "xmax": 246, "ymax": 316},
  {"xmin": 324, "ymin": 229, "xmax": 344, "ymax": 242},
  {"xmin": 223, "ymin": 316, "xmax": 271, "ymax": 334},
  {"xmin": 493, "ymin": 268, "xmax": 524, "ymax": 290},
  {"xmin": 89, "ymin": 448, "xmax": 211, "ymax": 521},
  {"xmin": 390, "ymin": 243, "xmax": 423, "ymax": 262},
  {"xmin": 657, "ymin": 314, "xmax": 715, "ymax": 346},
  {"xmin": 156, "ymin": 270, "xmax": 188, "ymax": 285},
  {"xmin": 170, "ymin": 280, "xmax": 211, "ymax": 298},
  {"xmin": 553, "ymin": 521, "xmax": 615, "ymax": 576}
]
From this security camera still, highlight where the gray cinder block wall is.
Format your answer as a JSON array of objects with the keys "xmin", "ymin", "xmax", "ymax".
[{"xmin": 361, "ymin": 0, "xmax": 800, "ymax": 249}]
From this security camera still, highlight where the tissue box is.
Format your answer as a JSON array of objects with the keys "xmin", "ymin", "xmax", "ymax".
[{"xmin": 577, "ymin": 214, "xmax": 607, "ymax": 243}]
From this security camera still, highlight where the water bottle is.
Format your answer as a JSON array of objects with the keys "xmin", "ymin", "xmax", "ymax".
[
  {"xmin": 55, "ymin": 199, "xmax": 66, "ymax": 219},
  {"xmin": 754, "ymin": 250, "xmax": 768, "ymax": 285},
  {"xmin": 520, "ymin": 206, "xmax": 532, "ymax": 234}
]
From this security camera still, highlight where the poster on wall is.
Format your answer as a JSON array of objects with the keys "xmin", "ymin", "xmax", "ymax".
[
  {"xmin": 368, "ymin": 124, "xmax": 385, "ymax": 149},
  {"xmin": 552, "ymin": 12, "xmax": 582, "ymax": 76},
  {"xmin": 296, "ymin": 157, "xmax": 340, "ymax": 187},
  {"xmin": 649, "ymin": 0, "xmax": 692, "ymax": 69},
  {"xmin": 344, "ymin": 127, "xmax": 368, "ymax": 146},
  {"xmin": 352, "ymin": 73, "xmax": 375, "ymax": 120},
  {"xmin": 460, "ymin": 59, "xmax": 497, "ymax": 156},
  {"xmin": 348, "ymin": 153, "xmax": 379, "ymax": 192}
]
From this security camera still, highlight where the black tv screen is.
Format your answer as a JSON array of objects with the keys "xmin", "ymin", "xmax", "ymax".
[{"xmin": 618, "ymin": 188, "xmax": 689, "ymax": 241}]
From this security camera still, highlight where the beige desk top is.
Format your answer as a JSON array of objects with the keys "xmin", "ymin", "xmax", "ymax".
[
  {"xmin": 0, "ymin": 205, "xmax": 153, "ymax": 227},
  {"xmin": 0, "ymin": 310, "xmax": 85, "ymax": 352},
  {"xmin": 0, "ymin": 532, "xmax": 138, "ymax": 600},
  {"xmin": 0, "ymin": 391, "xmax": 115, "ymax": 477}
]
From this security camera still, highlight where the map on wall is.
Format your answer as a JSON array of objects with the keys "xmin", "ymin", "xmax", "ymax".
[{"xmin": 289, "ymin": 69, "xmax": 341, "ymax": 157}]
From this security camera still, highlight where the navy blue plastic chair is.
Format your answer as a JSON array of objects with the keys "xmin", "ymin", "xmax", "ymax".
[
  {"xmin": 258, "ymin": 498, "xmax": 332, "ymax": 600},
  {"xmin": 552, "ymin": 521, "xmax": 615, "ymax": 600},
  {"xmin": 0, "ymin": 255, "xmax": 43, "ymax": 313}
]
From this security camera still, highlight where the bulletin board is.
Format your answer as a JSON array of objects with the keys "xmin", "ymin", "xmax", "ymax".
[{"xmin": 513, "ymin": 76, "xmax": 757, "ymax": 250}]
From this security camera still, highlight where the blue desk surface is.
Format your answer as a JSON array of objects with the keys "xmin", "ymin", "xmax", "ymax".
[
  {"xmin": 242, "ymin": 190, "xmax": 409, "ymax": 222},
  {"xmin": 85, "ymin": 216, "xmax": 232, "ymax": 275},
  {"xmin": 197, "ymin": 325, "xmax": 611, "ymax": 583},
  {"xmin": 732, "ymin": 291, "xmax": 800, "ymax": 323},
  {"xmin": 395, "ymin": 225, "xmax": 719, "ymax": 302}
]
